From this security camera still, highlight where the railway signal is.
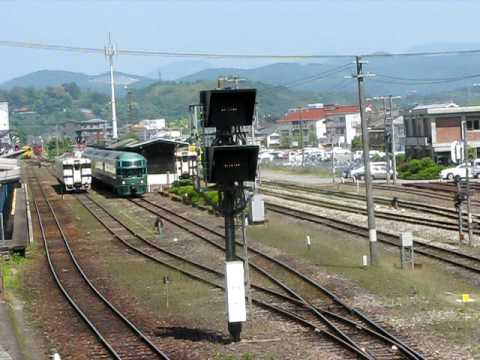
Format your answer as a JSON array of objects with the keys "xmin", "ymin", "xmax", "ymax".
[{"xmin": 197, "ymin": 85, "xmax": 259, "ymax": 341}]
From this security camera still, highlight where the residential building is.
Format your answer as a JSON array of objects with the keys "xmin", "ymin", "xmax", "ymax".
[
  {"xmin": 128, "ymin": 119, "xmax": 185, "ymax": 141},
  {"xmin": 403, "ymin": 103, "xmax": 480, "ymax": 163},
  {"xmin": 75, "ymin": 118, "xmax": 113, "ymax": 145},
  {"xmin": 278, "ymin": 104, "xmax": 360, "ymax": 148}
]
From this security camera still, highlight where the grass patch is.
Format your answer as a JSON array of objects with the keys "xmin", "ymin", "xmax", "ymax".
[
  {"xmin": 260, "ymin": 164, "xmax": 335, "ymax": 178},
  {"xmin": 247, "ymin": 213, "xmax": 480, "ymax": 354},
  {"xmin": 107, "ymin": 254, "xmax": 224, "ymax": 323},
  {"xmin": 2, "ymin": 253, "xmax": 28, "ymax": 292}
]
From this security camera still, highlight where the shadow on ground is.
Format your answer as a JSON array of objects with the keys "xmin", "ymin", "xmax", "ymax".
[{"xmin": 155, "ymin": 326, "xmax": 229, "ymax": 344}]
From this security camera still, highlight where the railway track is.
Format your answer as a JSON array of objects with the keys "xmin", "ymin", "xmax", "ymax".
[
  {"xmin": 77, "ymin": 194, "xmax": 388, "ymax": 359},
  {"xmin": 266, "ymin": 202, "xmax": 480, "ymax": 274},
  {"xmin": 29, "ymin": 174, "xmax": 170, "ymax": 360},
  {"xmin": 120, "ymin": 194, "xmax": 425, "ymax": 359},
  {"xmin": 262, "ymin": 180, "xmax": 479, "ymax": 223},
  {"xmin": 260, "ymin": 186, "xmax": 480, "ymax": 234},
  {"xmin": 344, "ymin": 181, "xmax": 480, "ymax": 207}
]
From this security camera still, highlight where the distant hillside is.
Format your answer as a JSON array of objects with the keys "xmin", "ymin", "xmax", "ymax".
[
  {"xmin": 130, "ymin": 79, "xmax": 354, "ymax": 121},
  {"xmin": 179, "ymin": 54, "xmax": 480, "ymax": 97},
  {"xmin": 0, "ymin": 70, "xmax": 155, "ymax": 94}
]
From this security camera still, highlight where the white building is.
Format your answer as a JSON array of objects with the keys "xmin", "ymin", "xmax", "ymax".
[{"xmin": 0, "ymin": 102, "xmax": 9, "ymax": 131}]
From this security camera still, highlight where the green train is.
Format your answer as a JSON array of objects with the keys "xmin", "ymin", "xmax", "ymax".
[{"xmin": 83, "ymin": 148, "xmax": 148, "ymax": 196}]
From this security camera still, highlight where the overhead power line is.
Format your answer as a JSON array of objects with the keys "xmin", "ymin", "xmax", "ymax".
[
  {"xmin": 4, "ymin": 39, "xmax": 480, "ymax": 59},
  {"xmin": 375, "ymin": 73, "xmax": 480, "ymax": 84}
]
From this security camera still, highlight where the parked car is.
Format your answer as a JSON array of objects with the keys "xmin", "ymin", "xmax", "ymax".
[
  {"xmin": 439, "ymin": 163, "xmax": 475, "ymax": 181},
  {"xmin": 350, "ymin": 162, "xmax": 392, "ymax": 180}
]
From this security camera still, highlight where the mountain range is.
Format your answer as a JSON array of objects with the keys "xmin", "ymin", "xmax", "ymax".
[
  {"xmin": 0, "ymin": 70, "xmax": 156, "ymax": 95},
  {"xmin": 3, "ymin": 46, "xmax": 480, "ymax": 100}
]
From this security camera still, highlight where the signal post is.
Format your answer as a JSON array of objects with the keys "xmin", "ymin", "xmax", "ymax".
[{"xmin": 198, "ymin": 87, "xmax": 258, "ymax": 341}]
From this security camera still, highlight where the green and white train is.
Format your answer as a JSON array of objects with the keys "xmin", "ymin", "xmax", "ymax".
[{"xmin": 83, "ymin": 148, "xmax": 148, "ymax": 196}]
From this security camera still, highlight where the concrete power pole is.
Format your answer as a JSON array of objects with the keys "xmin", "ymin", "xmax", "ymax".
[
  {"xmin": 55, "ymin": 124, "xmax": 59, "ymax": 157},
  {"xmin": 299, "ymin": 108, "xmax": 305, "ymax": 167},
  {"xmin": 389, "ymin": 96, "xmax": 401, "ymax": 184},
  {"xmin": 462, "ymin": 119, "xmax": 474, "ymax": 246},
  {"xmin": 105, "ymin": 34, "xmax": 118, "ymax": 141},
  {"xmin": 382, "ymin": 97, "xmax": 390, "ymax": 184},
  {"xmin": 354, "ymin": 56, "xmax": 378, "ymax": 265}
]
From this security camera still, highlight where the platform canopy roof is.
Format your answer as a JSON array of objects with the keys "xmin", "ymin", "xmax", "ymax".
[{"xmin": 109, "ymin": 137, "xmax": 188, "ymax": 150}]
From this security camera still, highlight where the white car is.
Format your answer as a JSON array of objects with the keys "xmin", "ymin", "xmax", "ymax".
[
  {"xmin": 439, "ymin": 164, "xmax": 473, "ymax": 181},
  {"xmin": 350, "ymin": 162, "xmax": 392, "ymax": 180}
]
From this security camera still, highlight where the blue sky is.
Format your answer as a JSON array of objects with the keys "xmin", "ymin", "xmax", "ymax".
[{"xmin": 1, "ymin": 0, "xmax": 480, "ymax": 82}]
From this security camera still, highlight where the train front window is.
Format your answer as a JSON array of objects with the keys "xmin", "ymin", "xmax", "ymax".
[
  {"xmin": 119, "ymin": 168, "xmax": 143, "ymax": 177},
  {"xmin": 122, "ymin": 160, "xmax": 143, "ymax": 167},
  {"xmin": 74, "ymin": 164, "xmax": 80, "ymax": 171}
]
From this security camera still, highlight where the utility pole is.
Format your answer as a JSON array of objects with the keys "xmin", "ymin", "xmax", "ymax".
[
  {"xmin": 389, "ymin": 95, "xmax": 401, "ymax": 184},
  {"xmin": 55, "ymin": 124, "xmax": 59, "ymax": 157},
  {"xmin": 462, "ymin": 119, "xmax": 474, "ymax": 245},
  {"xmin": 330, "ymin": 134, "xmax": 335, "ymax": 184},
  {"xmin": 352, "ymin": 56, "xmax": 378, "ymax": 265},
  {"xmin": 105, "ymin": 33, "xmax": 118, "ymax": 141},
  {"xmin": 382, "ymin": 97, "xmax": 390, "ymax": 184},
  {"xmin": 299, "ymin": 108, "xmax": 305, "ymax": 167}
]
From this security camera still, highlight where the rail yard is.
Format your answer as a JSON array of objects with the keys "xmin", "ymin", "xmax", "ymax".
[
  {"xmin": 0, "ymin": 157, "xmax": 473, "ymax": 359},
  {"xmin": 4, "ymin": 3, "xmax": 480, "ymax": 359}
]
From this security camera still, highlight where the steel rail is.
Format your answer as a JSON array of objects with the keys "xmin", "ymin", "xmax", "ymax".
[
  {"xmin": 260, "ymin": 188, "xmax": 474, "ymax": 233},
  {"xmin": 30, "ymin": 176, "xmax": 170, "ymax": 359},
  {"xmin": 262, "ymin": 180, "xmax": 475, "ymax": 221},
  {"xmin": 127, "ymin": 197, "xmax": 375, "ymax": 357},
  {"xmin": 81, "ymin": 194, "xmax": 417, "ymax": 355},
  {"xmin": 266, "ymin": 203, "xmax": 480, "ymax": 274},
  {"xmin": 77, "ymin": 194, "xmax": 374, "ymax": 359},
  {"xmin": 131, "ymin": 196, "xmax": 424, "ymax": 360}
]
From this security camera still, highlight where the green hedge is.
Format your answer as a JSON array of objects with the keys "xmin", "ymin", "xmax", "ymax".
[
  {"xmin": 398, "ymin": 157, "xmax": 445, "ymax": 180},
  {"xmin": 169, "ymin": 181, "xmax": 219, "ymax": 207}
]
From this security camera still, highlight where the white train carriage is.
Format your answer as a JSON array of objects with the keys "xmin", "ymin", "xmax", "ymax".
[{"xmin": 54, "ymin": 156, "xmax": 92, "ymax": 192}]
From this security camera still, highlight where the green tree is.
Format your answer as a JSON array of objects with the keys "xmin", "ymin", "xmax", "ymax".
[
  {"xmin": 279, "ymin": 133, "xmax": 291, "ymax": 148},
  {"xmin": 308, "ymin": 130, "xmax": 318, "ymax": 147},
  {"xmin": 351, "ymin": 136, "xmax": 362, "ymax": 151},
  {"xmin": 62, "ymin": 82, "xmax": 81, "ymax": 100}
]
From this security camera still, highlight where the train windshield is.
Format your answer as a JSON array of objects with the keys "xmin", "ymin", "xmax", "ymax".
[
  {"xmin": 122, "ymin": 160, "xmax": 143, "ymax": 167},
  {"xmin": 119, "ymin": 168, "xmax": 144, "ymax": 177}
]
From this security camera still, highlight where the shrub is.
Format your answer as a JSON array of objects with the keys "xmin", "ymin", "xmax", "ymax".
[{"xmin": 398, "ymin": 157, "xmax": 445, "ymax": 180}]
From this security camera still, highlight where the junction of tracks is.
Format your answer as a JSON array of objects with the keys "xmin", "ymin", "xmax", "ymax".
[{"xmin": 7, "ymin": 162, "xmax": 480, "ymax": 359}]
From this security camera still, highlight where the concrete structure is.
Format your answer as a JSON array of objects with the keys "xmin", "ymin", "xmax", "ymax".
[
  {"xmin": 403, "ymin": 103, "xmax": 480, "ymax": 163},
  {"xmin": 76, "ymin": 118, "xmax": 113, "ymax": 145},
  {"xmin": 0, "ymin": 158, "xmax": 26, "ymax": 253},
  {"xmin": 278, "ymin": 104, "xmax": 360, "ymax": 147}
]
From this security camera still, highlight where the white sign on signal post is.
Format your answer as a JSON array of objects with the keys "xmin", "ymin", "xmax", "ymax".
[
  {"xmin": 225, "ymin": 261, "xmax": 247, "ymax": 323},
  {"xmin": 451, "ymin": 140, "xmax": 464, "ymax": 164}
]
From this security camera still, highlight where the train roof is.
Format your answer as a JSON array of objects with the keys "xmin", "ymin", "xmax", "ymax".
[
  {"xmin": 83, "ymin": 147, "xmax": 146, "ymax": 161},
  {"xmin": 56, "ymin": 156, "xmax": 91, "ymax": 165}
]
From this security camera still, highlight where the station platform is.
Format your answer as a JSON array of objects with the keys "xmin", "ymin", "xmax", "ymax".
[{"xmin": 0, "ymin": 185, "xmax": 29, "ymax": 253}]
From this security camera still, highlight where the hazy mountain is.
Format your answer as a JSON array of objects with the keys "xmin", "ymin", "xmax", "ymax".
[
  {"xmin": 179, "ymin": 54, "xmax": 480, "ymax": 97},
  {"xmin": 0, "ymin": 70, "xmax": 155, "ymax": 94},
  {"xmin": 147, "ymin": 60, "xmax": 212, "ymax": 81}
]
